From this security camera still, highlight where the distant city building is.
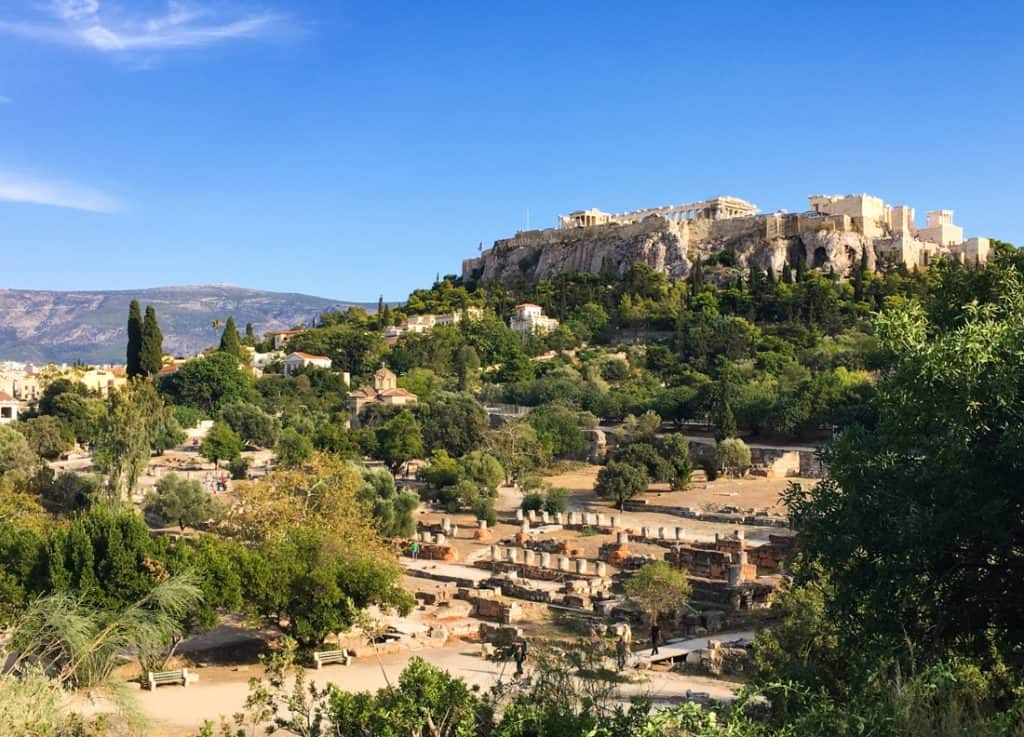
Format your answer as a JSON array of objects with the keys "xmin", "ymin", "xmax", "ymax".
[
  {"xmin": 384, "ymin": 307, "xmax": 483, "ymax": 343},
  {"xmin": 510, "ymin": 303, "xmax": 559, "ymax": 335},
  {"xmin": 76, "ymin": 366, "xmax": 127, "ymax": 396},
  {"xmin": 283, "ymin": 351, "xmax": 333, "ymax": 376},
  {"xmin": 347, "ymin": 367, "xmax": 417, "ymax": 426},
  {"xmin": 268, "ymin": 328, "xmax": 307, "ymax": 350},
  {"xmin": 0, "ymin": 391, "xmax": 19, "ymax": 424}
]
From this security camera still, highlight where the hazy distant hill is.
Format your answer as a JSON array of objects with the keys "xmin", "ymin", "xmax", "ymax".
[{"xmin": 0, "ymin": 285, "xmax": 372, "ymax": 364}]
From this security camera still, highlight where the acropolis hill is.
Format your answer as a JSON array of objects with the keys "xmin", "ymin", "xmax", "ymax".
[{"xmin": 461, "ymin": 193, "xmax": 993, "ymax": 285}]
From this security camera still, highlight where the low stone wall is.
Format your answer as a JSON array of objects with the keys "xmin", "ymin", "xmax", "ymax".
[{"xmin": 621, "ymin": 499, "xmax": 790, "ymax": 528}]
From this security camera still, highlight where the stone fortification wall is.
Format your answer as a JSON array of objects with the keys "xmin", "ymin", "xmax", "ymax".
[
  {"xmin": 463, "ymin": 209, "xmax": 880, "ymax": 286},
  {"xmin": 464, "ymin": 216, "xmax": 692, "ymax": 284}
]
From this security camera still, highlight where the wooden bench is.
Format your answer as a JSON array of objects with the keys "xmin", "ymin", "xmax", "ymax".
[
  {"xmin": 313, "ymin": 650, "xmax": 350, "ymax": 669},
  {"xmin": 147, "ymin": 668, "xmax": 190, "ymax": 690}
]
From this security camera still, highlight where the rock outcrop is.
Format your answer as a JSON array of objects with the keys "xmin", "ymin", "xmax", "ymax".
[
  {"xmin": 464, "ymin": 218, "xmax": 692, "ymax": 284},
  {"xmin": 463, "ymin": 212, "xmax": 879, "ymax": 286}
]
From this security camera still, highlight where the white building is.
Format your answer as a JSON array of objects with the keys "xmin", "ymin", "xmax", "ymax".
[
  {"xmin": 0, "ymin": 391, "xmax": 19, "ymax": 424},
  {"xmin": 510, "ymin": 303, "xmax": 559, "ymax": 335},
  {"xmin": 918, "ymin": 210, "xmax": 964, "ymax": 247},
  {"xmin": 283, "ymin": 352, "xmax": 333, "ymax": 376}
]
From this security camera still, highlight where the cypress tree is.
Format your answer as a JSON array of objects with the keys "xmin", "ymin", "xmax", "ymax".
[
  {"xmin": 219, "ymin": 316, "xmax": 243, "ymax": 358},
  {"xmin": 689, "ymin": 256, "xmax": 704, "ymax": 295},
  {"xmin": 748, "ymin": 267, "xmax": 761, "ymax": 294},
  {"xmin": 377, "ymin": 295, "xmax": 385, "ymax": 330},
  {"xmin": 853, "ymin": 260, "xmax": 866, "ymax": 302},
  {"xmin": 782, "ymin": 262, "xmax": 793, "ymax": 284},
  {"xmin": 126, "ymin": 300, "xmax": 143, "ymax": 377},
  {"xmin": 245, "ymin": 322, "xmax": 255, "ymax": 340},
  {"xmin": 140, "ymin": 305, "xmax": 164, "ymax": 376}
]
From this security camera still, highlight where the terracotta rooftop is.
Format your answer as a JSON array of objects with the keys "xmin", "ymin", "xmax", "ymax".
[
  {"xmin": 378, "ymin": 387, "xmax": 417, "ymax": 398},
  {"xmin": 0, "ymin": 391, "xmax": 14, "ymax": 402}
]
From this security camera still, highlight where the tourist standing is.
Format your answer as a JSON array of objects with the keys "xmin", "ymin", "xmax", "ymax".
[
  {"xmin": 650, "ymin": 622, "xmax": 660, "ymax": 656},
  {"xmin": 616, "ymin": 635, "xmax": 628, "ymax": 671},
  {"xmin": 514, "ymin": 641, "xmax": 528, "ymax": 676}
]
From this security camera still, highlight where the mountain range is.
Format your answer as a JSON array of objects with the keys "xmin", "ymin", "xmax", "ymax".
[{"xmin": 0, "ymin": 285, "xmax": 372, "ymax": 364}]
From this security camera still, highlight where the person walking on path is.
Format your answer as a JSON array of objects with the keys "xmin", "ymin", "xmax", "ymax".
[
  {"xmin": 514, "ymin": 641, "xmax": 528, "ymax": 677},
  {"xmin": 650, "ymin": 623, "xmax": 660, "ymax": 656},
  {"xmin": 410, "ymin": 541, "xmax": 420, "ymax": 560},
  {"xmin": 616, "ymin": 635, "xmax": 628, "ymax": 671}
]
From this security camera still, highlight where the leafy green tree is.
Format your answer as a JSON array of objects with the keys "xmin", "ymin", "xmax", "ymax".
[
  {"xmin": 151, "ymin": 406, "xmax": 186, "ymax": 455},
  {"xmin": 219, "ymin": 316, "xmax": 244, "ymax": 359},
  {"xmin": 527, "ymin": 403, "xmax": 590, "ymax": 458},
  {"xmin": 92, "ymin": 381, "xmax": 164, "ymax": 499},
  {"xmin": 220, "ymin": 401, "xmax": 280, "ymax": 448},
  {"xmin": 161, "ymin": 351, "xmax": 254, "ymax": 413},
  {"xmin": 471, "ymin": 496, "xmax": 497, "ymax": 527},
  {"xmin": 396, "ymin": 367, "xmax": 446, "ymax": 403},
  {"xmin": 715, "ymin": 438, "xmax": 751, "ymax": 476},
  {"xmin": 787, "ymin": 281, "xmax": 1024, "ymax": 669},
  {"xmin": 417, "ymin": 392, "xmax": 488, "ymax": 457},
  {"xmin": 623, "ymin": 560, "xmax": 691, "ymax": 624},
  {"xmin": 200, "ymin": 422, "xmax": 243, "ymax": 467},
  {"xmin": 373, "ymin": 410, "xmax": 423, "ymax": 472},
  {"xmin": 17, "ymin": 416, "xmax": 73, "ymax": 460},
  {"xmin": 126, "ymin": 299, "xmax": 143, "ymax": 378},
  {"xmin": 289, "ymin": 325, "xmax": 386, "ymax": 377},
  {"xmin": 455, "ymin": 344, "xmax": 481, "ymax": 391},
  {"xmin": 144, "ymin": 473, "xmax": 217, "ymax": 530},
  {"xmin": 275, "ymin": 427, "xmax": 313, "ymax": 469},
  {"xmin": 328, "ymin": 657, "xmax": 482, "ymax": 737},
  {"xmin": 357, "ymin": 467, "xmax": 418, "ymax": 538},
  {"xmin": 611, "ymin": 441, "xmax": 673, "ymax": 483},
  {"xmin": 417, "ymin": 449, "xmax": 462, "ymax": 489},
  {"xmin": 44, "ymin": 503, "xmax": 158, "ymax": 612},
  {"xmin": 40, "ymin": 472, "xmax": 102, "ymax": 515},
  {"xmin": 658, "ymin": 433, "xmax": 692, "ymax": 489},
  {"xmin": 485, "ymin": 421, "xmax": 549, "ymax": 485},
  {"xmin": 594, "ymin": 461, "xmax": 648, "ymax": 510},
  {"xmin": 140, "ymin": 305, "xmax": 164, "ymax": 376},
  {"xmin": 458, "ymin": 450, "xmax": 505, "ymax": 493},
  {"xmin": 245, "ymin": 526, "xmax": 411, "ymax": 646},
  {"xmin": 711, "ymin": 367, "xmax": 739, "ymax": 441},
  {"xmin": 0, "ymin": 425, "xmax": 39, "ymax": 477}
]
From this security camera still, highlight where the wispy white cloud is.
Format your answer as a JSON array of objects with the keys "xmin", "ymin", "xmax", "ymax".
[
  {"xmin": 0, "ymin": 173, "xmax": 121, "ymax": 213},
  {"xmin": 0, "ymin": 1, "xmax": 285, "ymax": 54},
  {"xmin": 0, "ymin": 96, "xmax": 11, "ymax": 105}
]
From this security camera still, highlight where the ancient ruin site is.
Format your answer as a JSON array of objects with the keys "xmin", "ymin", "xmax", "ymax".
[{"xmin": 463, "ymin": 192, "xmax": 993, "ymax": 284}]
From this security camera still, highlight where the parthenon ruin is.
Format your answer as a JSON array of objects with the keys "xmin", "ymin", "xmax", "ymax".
[
  {"xmin": 464, "ymin": 191, "xmax": 996, "ymax": 286},
  {"xmin": 558, "ymin": 195, "xmax": 758, "ymax": 229}
]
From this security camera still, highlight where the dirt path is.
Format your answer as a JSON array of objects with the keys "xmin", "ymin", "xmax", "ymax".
[{"xmin": 87, "ymin": 643, "xmax": 740, "ymax": 736}]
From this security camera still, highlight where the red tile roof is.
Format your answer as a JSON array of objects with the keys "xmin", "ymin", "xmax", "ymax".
[
  {"xmin": 291, "ymin": 352, "xmax": 331, "ymax": 361},
  {"xmin": 0, "ymin": 391, "xmax": 15, "ymax": 401}
]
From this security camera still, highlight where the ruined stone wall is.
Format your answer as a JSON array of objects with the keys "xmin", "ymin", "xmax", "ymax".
[{"xmin": 464, "ymin": 208, "xmax": 880, "ymax": 286}]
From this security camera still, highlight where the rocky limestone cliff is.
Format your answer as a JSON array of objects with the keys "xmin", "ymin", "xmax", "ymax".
[
  {"xmin": 463, "ymin": 213, "xmax": 878, "ymax": 285},
  {"xmin": 464, "ymin": 218, "xmax": 693, "ymax": 284}
]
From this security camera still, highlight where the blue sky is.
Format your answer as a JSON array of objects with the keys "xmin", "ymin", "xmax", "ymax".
[{"xmin": 1, "ymin": 1, "xmax": 1021, "ymax": 301}]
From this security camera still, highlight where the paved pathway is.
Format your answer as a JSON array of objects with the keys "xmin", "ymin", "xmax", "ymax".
[
  {"xmin": 633, "ymin": 630, "xmax": 756, "ymax": 665},
  {"xmin": 80, "ymin": 643, "xmax": 740, "ymax": 736}
]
